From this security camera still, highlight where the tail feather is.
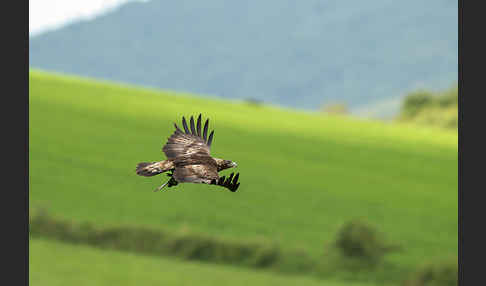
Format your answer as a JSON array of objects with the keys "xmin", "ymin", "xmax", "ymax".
[{"xmin": 136, "ymin": 161, "xmax": 165, "ymax": 177}]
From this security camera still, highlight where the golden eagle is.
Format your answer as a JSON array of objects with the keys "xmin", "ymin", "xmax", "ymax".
[{"xmin": 136, "ymin": 114, "xmax": 240, "ymax": 192}]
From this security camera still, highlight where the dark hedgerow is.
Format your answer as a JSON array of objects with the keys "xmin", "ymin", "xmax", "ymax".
[
  {"xmin": 30, "ymin": 209, "xmax": 423, "ymax": 283},
  {"xmin": 29, "ymin": 209, "xmax": 313, "ymax": 273}
]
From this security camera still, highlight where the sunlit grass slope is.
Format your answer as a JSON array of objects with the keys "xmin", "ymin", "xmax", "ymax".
[
  {"xmin": 31, "ymin": 239, "xmax": 376, "ymax": 286},
  {"xmin": 29, "ymin": 70, "xmax": 457, "ymax": 268}
]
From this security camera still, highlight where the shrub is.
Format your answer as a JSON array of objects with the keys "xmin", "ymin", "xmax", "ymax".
[
  {"xmin": 245, "ymin": 97, "xmax": 264, "ymax": 107},
  {"xmin": 321, "ymin": 102, "xmax": 349, "ymax": 115},
  {"xmin": 335, "ymin": 220, "xmax": 398, "ymax": 264},
  {"xmin": 397, "ymin": 84, "xmax": 458, "ymax": 129},
  {"xmin": 403, "ymin": 258, "xmax": 457, "ymax": 286},
  {"xmin": 401, "ymin": 90, "xmax": 434, "ymax": 117}
]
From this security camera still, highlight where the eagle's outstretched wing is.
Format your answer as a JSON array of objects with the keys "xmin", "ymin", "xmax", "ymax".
[
  {"xmin": 172, "ymin": 167, "xmax": 240, "ymax": 192},
  {"xmin": 211, "ymin": 172, "xmax": 240, "ymax": 192},
  {"xmin": 165, "ymin": 169, "xmax": 241, "ymax": 192},
  {"xmin": 162, "ymin": 114, "xmax": 214, "ymax": 160}
]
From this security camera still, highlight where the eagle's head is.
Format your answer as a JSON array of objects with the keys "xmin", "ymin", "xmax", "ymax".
[{"xmin": 215, "ymin": 158, "xmax": 238, "ymax": 171}]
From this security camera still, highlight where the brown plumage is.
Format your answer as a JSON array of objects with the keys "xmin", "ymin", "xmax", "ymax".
[{"xmin": 136, "ymin": 114, "xmax": 240, "ymax": 192}]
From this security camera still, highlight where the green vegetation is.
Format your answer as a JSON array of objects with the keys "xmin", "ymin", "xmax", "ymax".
[
  {"xmin": 31, "ymin": 239, "xmax": 377, "ymax": 286},
  {"xmin": 397, "ymin": 85, "xmax": 458, "ymax": 129},
  {"xmin": 29, "ymin": 70, "xmax": 457, "ymax": 284}
]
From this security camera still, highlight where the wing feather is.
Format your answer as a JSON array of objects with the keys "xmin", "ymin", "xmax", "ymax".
[
  {"xmin": 210, "ymin": 172, "xmax": 240, "ymax": 192},
  {"xmin": 182, "ymin": 117, "xmax": 190, "ymax": 134},
  {"xmin": 203, "ymin": 119, "xmax": 209, "ymax": 141},
  {"xmin": 196, "ymin": 114, "xmax": 202, "ymax": 137},
  {"xmin": 207, "ymin": 130, "xmax": 214, "ymax": 147},
  {"xmin": 190, "ymin": 116, "xmax": 196, "ymax": 135},
  {"xmin": 162, "ymin": 115, "xmax": 214, "ymax": 159}
]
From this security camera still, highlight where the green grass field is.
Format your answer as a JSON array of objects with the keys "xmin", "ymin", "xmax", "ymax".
[
  {"xmin": 31, "ymin": 238, "xmax": 379, "ymax": 286},
  {"xmin": 29, "ymin": 70, "xmax": 457, "ymax": 283}
]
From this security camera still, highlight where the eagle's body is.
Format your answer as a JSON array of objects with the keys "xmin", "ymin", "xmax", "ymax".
[{"xmin": 136, "ymin": 114, "xmax": 240, "ymax": 192}]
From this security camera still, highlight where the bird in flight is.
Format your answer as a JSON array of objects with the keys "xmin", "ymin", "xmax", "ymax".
[{"xmin": 136, "ymin": 114, "xmax": 241, "ymax": 192}]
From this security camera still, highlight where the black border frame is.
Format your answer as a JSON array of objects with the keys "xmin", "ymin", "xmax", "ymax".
[
  {"xmin": 459, "ymin": 1, "xmax": 482, "ymax": 285},
  {"xmin": 6, "ymin": 0, "xmax": 28, "ymax": 285}
]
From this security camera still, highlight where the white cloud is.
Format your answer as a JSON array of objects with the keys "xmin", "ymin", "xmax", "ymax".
[{"xmin": 29, "ymin": 0, "xmax": 140, "ymax": 36}]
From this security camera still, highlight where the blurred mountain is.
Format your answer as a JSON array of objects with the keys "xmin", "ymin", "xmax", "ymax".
[{"xmin": 29, "ymin": 0, "xmax": 457, "ymax": 113}]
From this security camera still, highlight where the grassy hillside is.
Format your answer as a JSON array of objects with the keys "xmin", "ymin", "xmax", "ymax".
[
  {"xmin": 31, "ymin": 239, "xmax": 376, "ymax": 286},
  {"xmin": 29, "ymin": 70, "xmax": 457, "ymax": 281}
]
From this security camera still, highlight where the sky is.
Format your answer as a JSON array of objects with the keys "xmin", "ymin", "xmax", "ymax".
[{"xmin": 29, "ymin": 0, "xmax": 140, "ymax": 36}]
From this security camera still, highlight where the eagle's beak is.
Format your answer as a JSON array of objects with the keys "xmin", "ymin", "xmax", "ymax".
[{"xmin": 231, "ymin": 162, "xmax": 238, "ymax": 167}]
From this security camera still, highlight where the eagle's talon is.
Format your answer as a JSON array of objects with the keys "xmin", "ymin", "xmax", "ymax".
[{"xmin": 167, "ymin": 177, "xmax": 178, "ymax": 187}]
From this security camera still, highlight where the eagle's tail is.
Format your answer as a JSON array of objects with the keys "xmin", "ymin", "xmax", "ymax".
[{"xmin": 136, "ymin": 161, "xmax": 173, "ymax": 177}]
